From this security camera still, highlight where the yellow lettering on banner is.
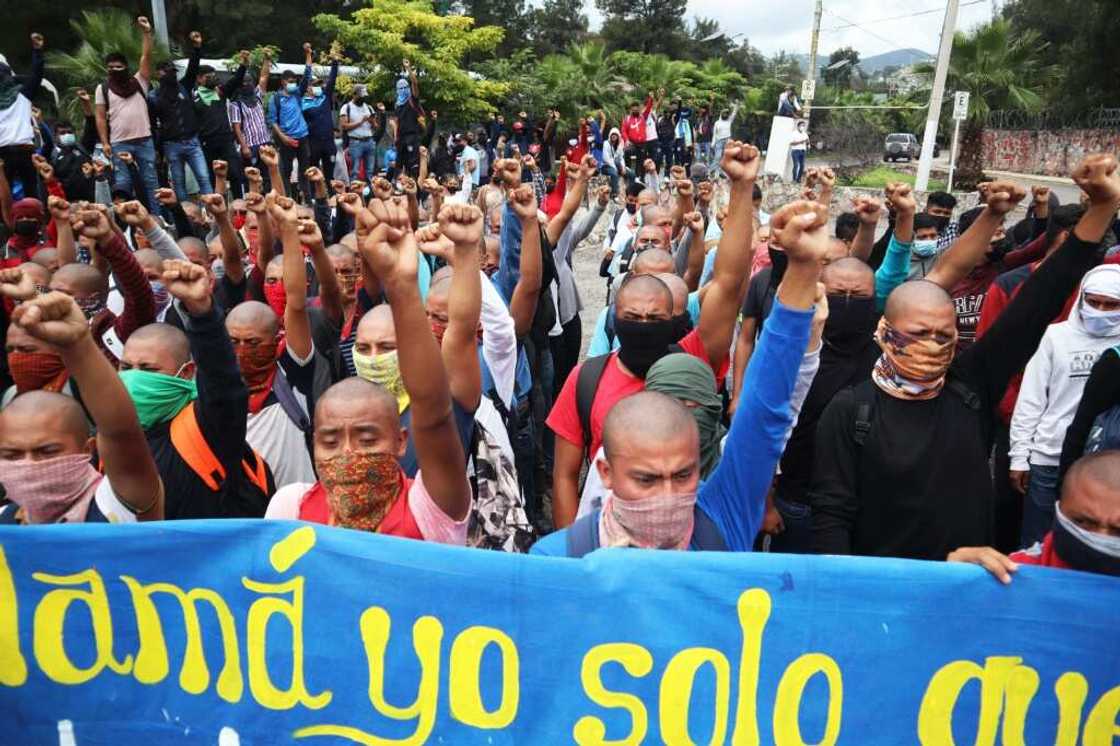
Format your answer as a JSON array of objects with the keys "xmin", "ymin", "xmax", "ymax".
[
  {"xmin": 772, "ymin": 653, "xmax": 843, "ymax": 746},
  {"xmin": 1000, "ymin": 664, "xmax": 1039, "ymax": 746},
  {"xmin": 241, "ymin": 529, "xmax": 330, "ymax": 711},
  {"xmin": 917, "ymin": 656, "xmax": 1020, "ymax": 746},
  {"xmin": 573, "ymin": 643, "xmax": 654, "ymax": 745},
  {"xmin": 449, "ymin": 625, "xmax": 519, "ymax": 728},
  {"xmin": 730, "ymin": 588, "xmax": 772, "ymax": 746},
  {"xmin": 1083, "ymin": 685, "xmax": 1120, "ymax": 746},
  {"xmin": 659, "ymin": 647, "xmax": 731, "ymax": 746},
  {"xmin": 32, "ymin": 569, "xmax": 132, "ymax": 684},
  {"xmin": 0, "ymin": 546, "xmax": 27, "ymax": 686},
  {"xmin": 295, "ymin": 608, "xmax": 442, "ymax": 745},
  {"xmin": 121, "ymin": 577, "xmax": 243, "ymax": 702},
  {"xmin": 1053, "ymin": 672, "xmax": 1088, "ymax": 746}
]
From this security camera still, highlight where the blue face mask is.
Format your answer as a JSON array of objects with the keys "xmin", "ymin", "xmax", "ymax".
[
  {"xmin": 310, "ymin": 86, "xmax": 322, "ymax": 97},
  {"xmin": 395, "ymin": 79, "xmax": 410, "ymax": 107},
  {"xmin": 912, "ymin": 238, "xmax": 939, "ymax": 258},
  {"xmin": 285, "ymin": 82, "xmax": 299, "ymax": 95},
  {"xmin": 59, "ymin": 133, "xmax": 77, "ymax": 147}
]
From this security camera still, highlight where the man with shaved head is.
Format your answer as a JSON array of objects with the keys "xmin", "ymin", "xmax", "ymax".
[
  {"xmin": 534, "ymin": 189, "xmax": 833, "ymax": 553},
  {"xmin": 950, "ymin": 451, "xmax": 1120, "ymax": 580},
  {"xmin": 811, "ymin": 154, "xmax": 1120, "ymax": 561},
  {"xmin": 265, "ymin": 199, "xmax": 472, "ymax": 542},
  {"xmin": 119, "ymin": 258, "xmax": 269, "ymax": 518},
  {"xmin": 48, "ymin": 207, "xmax": 155, "ymax": 362},
  {"xmin": 227, "ymin": 197, "xmax": 329, "ymax": 488},
  {"xmin": 29, "ymin": 248, "xmax": 60, "ymax": 273},
  {"xmin": 0, "ymin": 292, "xmax": 162, "ymax": 524}
]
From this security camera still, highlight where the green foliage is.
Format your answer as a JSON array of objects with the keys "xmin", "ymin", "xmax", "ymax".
[
  {"xmin": 313, "ymin": 0, "xmax": 509, "ymax": 121},
  {"xmin": 842, "ymin": 166, "xmax": 946, "ymax": 191},
  {"xmin": 596, "ymin": 0, "xmax": 689, "ymax": 56},
  {"xmin": 226, "ymin": 46, "xmax": 281, "ymax": 73},
  {"xmin": 822, "ymin": 47, "xmax": 860, "ymax": 89}
]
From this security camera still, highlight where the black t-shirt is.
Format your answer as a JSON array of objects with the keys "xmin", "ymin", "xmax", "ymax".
[
  {"xmin": 396, "ymin": 100, "xmax": 423, "ymax": 139},
  {"xmin": 741, "ymin": 268, "xmax": 777, "ymax": 338}
]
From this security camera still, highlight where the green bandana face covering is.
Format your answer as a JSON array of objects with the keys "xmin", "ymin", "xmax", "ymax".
[{"xmin": 119, "ymin": 369, "xmax": 198, "ymax": 430}]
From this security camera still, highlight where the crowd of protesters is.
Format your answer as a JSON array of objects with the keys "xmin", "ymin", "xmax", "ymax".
[{"xmin": 1, "ymin": 22, "xmax": 1118, "ymax": 581}]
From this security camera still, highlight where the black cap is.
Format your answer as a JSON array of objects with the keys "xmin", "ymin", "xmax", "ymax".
[{"xmin": 197, "ymin": 65, "xmax": 215, "ymax": 76}]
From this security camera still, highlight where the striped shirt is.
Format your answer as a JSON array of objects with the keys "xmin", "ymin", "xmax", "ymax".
[{"xmin": 228, "ymin": 88, "xmax": 270, "ymax": 148}]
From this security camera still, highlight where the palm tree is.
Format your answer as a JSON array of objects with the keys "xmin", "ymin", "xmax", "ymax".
[
  {"xmin": 914, "ymin": 18, "xmax": 1050, "ymax": 189},
  {"xmin": 47, "ymin": 9, "xmax": 171, "ymax": 124}
]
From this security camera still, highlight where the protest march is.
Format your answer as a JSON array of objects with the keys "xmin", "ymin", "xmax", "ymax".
[{"xmin": 0, "ymin": 3, "xmax": 1118, "ymax": 742}]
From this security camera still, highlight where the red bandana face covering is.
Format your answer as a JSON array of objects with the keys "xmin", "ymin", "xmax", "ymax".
[
  {"xmin": 263, "ymin": 282, "xmax": 287, "ymax": 320},
  {"xmin": 9, "ymin": 351, "xmax": 68, "ymax": 393},
  {"xmin": 317, "ymin": 451, "xmax": 402, "ymax": 532}
]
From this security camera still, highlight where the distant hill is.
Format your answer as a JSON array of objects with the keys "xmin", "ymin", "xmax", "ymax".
[{"xmin": 795, "ymin": 48, "xmax": 933, "ymax": 76}]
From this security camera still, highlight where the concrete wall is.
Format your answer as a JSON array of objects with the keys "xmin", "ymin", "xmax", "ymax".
[{"xmin": 982, "ymin": 128, "xmax": 1120, "ymax": 176}]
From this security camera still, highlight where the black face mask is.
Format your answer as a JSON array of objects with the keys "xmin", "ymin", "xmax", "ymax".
[
  {"xmin": 670, "ymin": 312, "xmax": 693, "ymax": 342},
  {"xmin": 625, "ymin": 202, "xmax": 637, "ymax": 215},
  {"xmin": 13, "ymin": 220, "xmax": 39, "ymax": 237},
  {"xmin": 614, "ymin": 316, "xmax": 678, "ymax": 378},
  {"xmin": 823, "ymin": 295, "xmax": 877, "ymax": 355},
  {"xmin": 1052, "ymin": 515, "xmax": 1120, "ymax": 576},
  {"xmin": 768, "ymin": 246, "xmax": 788, "ymax": 284},
  {"xmin": 986, "ymin": 238, "xmax": 1013, "ymax": 264},
  {"xmin": 108, "ymin": 67, "xmax": 131, "ymax": 84},
  {"xmin": 931, "ymin": 215, "xmax": 951, "ymax": 232}
]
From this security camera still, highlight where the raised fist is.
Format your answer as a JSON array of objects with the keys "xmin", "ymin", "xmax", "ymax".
[
  {"xmin": 161, "ymin": 259, "xmax": 213, "ymax": 314},
  {"xmin": 137, "ymin": 16, "xmax": 152, "ymax": 33},
  {"xmin": 212, "ymin": 160, "xmax": 228, "ymax": 178},
  {"xmin": 438, "ymin": 203, "xmax": 484, "ymax": 247},
  {"xmin": 770, "ymin": 200, "xmax": 830, "ymax": 265},
  {"xmin": 12, "ymin": 292, "xmax": 89, "ymax": 348},
  {"xmin": 189, "ymin": 31, "xmax": 202, "ymax": 47},
  {"xmin": 978, "ymin": 181, "xmax": 1027, "ymax": 216},
  {"xmin": 1071, "ymin": 154, "xmax": 1120, "ymax": 206},
  {"xmin": 0, "ymin": 268, "xmax": 39, "ymax": 302}
]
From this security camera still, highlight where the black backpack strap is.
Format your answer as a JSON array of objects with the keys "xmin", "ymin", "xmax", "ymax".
[
  {"xmin": 945, "ymin": 377, "xmax": 981, "ymax": 411},
  {"xmin": 271, "ymin": 368, "xmax": 311, "ymax": 433},
  {"xmin": 605, "ymin": 310, "xmax": 616, "ymax": 348},
  {"xmin": 576, "ymin": 354, "xmax": 612, "ymax": 454},
  {"xmin": 850, "ymin": 383, "xmax": 878, "ymax": 448},
  {"xmin": 690, "ymin": 506, "xmax": 728, "ymax": 551},
  {"xmin": 566, "ymin": 510, "xmax": 601, "ymax": 557}
]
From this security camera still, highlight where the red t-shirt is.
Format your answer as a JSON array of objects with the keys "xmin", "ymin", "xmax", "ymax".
[
  {"xmin": 546, "ymin": 328, "xmax": 725, "ymax": 457},
  {"xmin": 1010, "ymin": 532, "xmax": 1071, "ymax": 570}
]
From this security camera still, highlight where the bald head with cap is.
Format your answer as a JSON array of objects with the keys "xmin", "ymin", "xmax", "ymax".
[
  {"xmin": 597, "ymin": 390, "xmax": 701, "ymax": 506},
  {"xmin": 0, "ymin": 391, "xmax": 91, "ymax": 459}
]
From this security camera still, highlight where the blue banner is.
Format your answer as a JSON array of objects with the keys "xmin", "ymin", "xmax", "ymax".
[{"xmin": 0, "ymin": 520, "xmax": 1117, "ymax": 744}]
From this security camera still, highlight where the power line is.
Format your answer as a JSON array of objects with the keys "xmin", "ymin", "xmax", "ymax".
[
  {"xmin": 821, "ymin": 0, "xmax": 984, "ymax": 33},
  {"xmin": 820, "ymin": 7, "xmax": 904, "ymax": 49}
]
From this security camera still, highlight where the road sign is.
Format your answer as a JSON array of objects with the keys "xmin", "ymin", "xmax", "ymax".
[
  {"xmin": 802, "ymin": 78, "xmax": 816, "ymax": 101},
  {"xmin": 953, "ymin": 91, "xmax": 970, "ymax": 121}
]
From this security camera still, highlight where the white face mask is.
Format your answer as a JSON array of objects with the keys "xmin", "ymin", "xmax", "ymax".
[
  {"xmin": 311, "ymin": 86, "xmax": 323, "ymax": 97},
  {"xmin": 912, "ymin": 238, "xmax": 939, "ymax": 258},
  {"xmin": 1080, "ymin": 302, "xmax": 1120, "ymax": 337}
]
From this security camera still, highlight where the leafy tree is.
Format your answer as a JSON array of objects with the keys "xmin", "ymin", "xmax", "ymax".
[
  {"xmin": 597, "ymin": 0, "xmax": 689, "ymax": 56},
  {"xmin": 914, "ymin": 18, "xmax": 1051, "ymax": 188},
  {"xmin": 456, "ymin": 0, "xmax": 528, "ymax": 57},
  {"xmin": 766, "ymin": 51, "xmax": 803, "ymax": 83},
  {"xmin": 822, "ymin": 46, "xmax": 860, "ymax": 89},
  {"xmin": 726, "ymin": 41, "xmax": 767, "ymax": 80},
  {"xmin": 1002, "ymin": 0, "xmax": 1119, "ymax": 110},
  {"xmin": 684, "ymin": 17, "xmax": 731, "ymax": 63},
  {"xmin": 527, "ymin": 0, "xmax": 589, "ymax": 57},
  {"xmin": 313, "ymin": 0, "xmax": 509, "ymax": 121}
]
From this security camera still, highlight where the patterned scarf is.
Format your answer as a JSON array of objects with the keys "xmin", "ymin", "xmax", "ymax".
[
  {"xmin": 871, "ymin": 317, "xmax": 955, "ymax": 401},
  {"xmin": 0, "ymin": 454, "xmax": 102, "ymax": 524},
  {"xmin": 318, "ymin": 451, "xmax": 402, "ymax": 532},
  {"xmin": 599, "ymin": 491, "xmax": 696, "ymax": 550}
]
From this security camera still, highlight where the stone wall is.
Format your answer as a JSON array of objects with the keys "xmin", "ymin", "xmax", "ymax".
[{"xmin": 982, "ymin": 128, "xmax": 1120, "ymax": 176}]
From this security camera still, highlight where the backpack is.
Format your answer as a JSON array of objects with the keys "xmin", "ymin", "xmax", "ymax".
[
  {"xmin": 851, "ymin": 377, "xmax": 981, "ymax": 447},
  {"xmin": 1083, "ymin": 347, "xmax": 1120, "ymax": 455},
  {"xmin": 467, "ymin": 417, "xmax": 537, "ymax": 552},
  {"xmin": 169, "ymin": 402, "xmax": 274, "ymax": 516},
  {"xmin": 271, "ymin": 368, "xmax": 311, "ymax": 433},
  {"xmin": 565, "ymin": 506, "xmax": 728, "ymax": 557}
]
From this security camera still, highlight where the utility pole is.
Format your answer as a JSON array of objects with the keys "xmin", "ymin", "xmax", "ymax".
[
  {"xmin": 915, "ymin": 0, "xmax": 960, "ymax": 192},
  {"xmin": 804, "ymin": 0, "xmax": 823, "ymax": 116},
  {"xmin": 151, "ymin": 0, "xmax": 170, "ymax": 50}
]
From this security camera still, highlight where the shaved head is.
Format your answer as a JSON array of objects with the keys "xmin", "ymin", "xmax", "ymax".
[
  {"xmin": 822, "ymin": 257, "xmax": 875, "ymax": 296},
  {"xmin": 18, "ymin": 262, "xmax": 50, "ymax": 288},
  {"xmin": 631, "ymin": 246, "xmax": 674, "ymax": 274},
  {"xmin": 50, "ymin": 263, "xmax": 108, "ymax": 296},
  {"xmin": 315, "ymin": 376, "xmax": 400, "ymax": 431},
  {"xmin": 226, "ymin": 300, "xmax": 280, "ymax": 338},
  {"xmin": 30, "ymin": 247, "xmax": 60, "ymax": 272},
  {"xmin": 656, "ymin": 272, "xmax": 689, "ymax": 316},
  {"xmin": 615, "ymin": 273, "xmax": 673, "ymax": 318},
  {"xmin": 884, "ymin": 280, "xmax": 954, "ymax": 323},
  {"xmin": 326, "ymin": 244, "xmax": 356, "ymax": 260},
  {"xmin": 0, "ymin": 391, "xmax": 91, "ymax": 465},
  {"xmin": 178, "ymin": 237, "xmax": 208, "ymax": 266},
  {"xmin": 428, "ymin": 274, "xmax": 452, "ymax": 302},
  {"xmin": 124, "ymin": 323, "xmax": 191, "ymax": 368},
  {"xmin": 825, "ymin": 237, "xmax": 850, "ymax": 264},
  {"xmin": 1064, "ymin": 451, "xmax": 1120, "ymax": 503},
  {"xmin": 356, "ymin": 305, "xmax": 397, "ymax": 355},
  {"xmin": 132, "ymin": 249, "xmax": 164, "ymax": 279},
  {"xmin": 602, "ymin": 390, "xmax": 698, "ymax": 461}
]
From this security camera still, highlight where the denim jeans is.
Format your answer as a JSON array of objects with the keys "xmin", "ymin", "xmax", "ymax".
[
  {"xmin": 755, "ymin": 498, "xmax": 813, "ymax": 554},
  {"xmin": 164, "ymin": 136, "xmax": 213, "ymax": 201},
  {"xmin": 1021, "ymin": 464, "xmax": 1060, "ymax": 547},
  {"xmin": 696, "ymin": 141, "xmax": 711, "ymax": 167},
  {"xmin": 349, "ymin": 138, "xmax": 375, "ymax": 180},
  {"xmin": 711, "ymin": 138, "xmax": 727, "ymax": 174},
  {"xmin": 602, "ymin": 163, "xmax": 620, "ymax": 196},
  {"xmin": 791, "ymin": 149, "xmax": 806, "ymax": 181},
  {"xmin": 112, "ymin": 137, "xmax": 160, "ymax": 210}
]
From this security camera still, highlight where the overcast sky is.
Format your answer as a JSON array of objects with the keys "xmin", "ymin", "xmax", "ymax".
[{"xmin": 580, "ymin": 0, "xmax": 997, "ymax": 58}]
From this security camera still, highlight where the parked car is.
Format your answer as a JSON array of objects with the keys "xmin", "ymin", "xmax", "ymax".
[{"xmin": 883, "ymin": 133, "xmax": 940, "ymax": 162}]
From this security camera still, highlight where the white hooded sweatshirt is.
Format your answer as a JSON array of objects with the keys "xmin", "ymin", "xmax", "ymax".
[{"xmin": 1010, "ymin": 265, "xmax": 1120, "ymax": 470}]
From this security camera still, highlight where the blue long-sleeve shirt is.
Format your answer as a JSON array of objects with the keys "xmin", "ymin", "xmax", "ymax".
[
  {"xmin": 532, "ymin": 298, "xmax": 814, "ymax": 555},
  {"xmin": 300, "ymin": 61, "xmax": 339, "ymax": 147},
  {"xmin": 494, "ymin": 201, "xmax": 521, "ymax": 304},
  {"xmin": 267, "ymin": 69, "xmax": 310, "ymax": 140},
  {"xmin": 874, "ymin": 233, "xmax": 914, "ymax": 312}
]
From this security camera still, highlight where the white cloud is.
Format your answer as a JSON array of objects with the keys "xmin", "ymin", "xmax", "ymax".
[{"xmin": 576, "ymin": 0, "xmax": 996, "ymax": 58}]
